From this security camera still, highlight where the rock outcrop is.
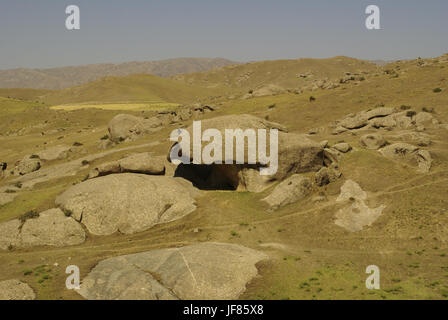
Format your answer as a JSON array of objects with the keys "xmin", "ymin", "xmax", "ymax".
[
  {"xmin": 314, "ymin": 166, "xmax": 341, "ymax": 186},
  {"xmin": 20, "ymin": 208, "xmax": 86, "ymax": 248},
  {"xmin": 89, "ymin": 153, "xmax": 166, "ymax": 179},
  {"xmin": 169, "ymin": 114, "xmax": 323, "ymax": 191},
  {"xmin": 0, "ymin": 219, "xmax": 21, "ymax": 250},
  {"xmin": 56, "ymin": 174, "xmax": 200, "ymax": 236},
  {"xmin": 360, "ymin": 133, "xmax": 386, "ymax": 150},
  {"xmin": 14, "ymin": 155, "xmax": 41, "ymax": 175},
  {"xmin": 0, "ymin": 280, "xmax": 35, "ymax": 300},
  {"xmin": 77, "ymin": 242, "xmax": 268, "ymax": 300},
  {"xmin": 379, "ymin": 143, "xmax": 432, "ymax": 173},
  {"xmin": 108, "ymin": 114, "xmax": 162, "ymax": 143},
  {"xmin": 262, "ymin": 175, "xmax": 311, "ymax": 210},
  {"xmin": 334, "ymin": 180, "xmax": 385, "ymax": 232},
  {"xmin": 0, "ymin": 209, "xmax": 85, "ymax": 250},
  {"xmin": 37, "ymin": 145, "xmax": 71, "ymax": 161}
]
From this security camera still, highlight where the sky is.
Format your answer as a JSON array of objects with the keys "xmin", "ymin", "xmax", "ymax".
[{"xmin": 0, "ymin": 0, "xmax": 447, "ymax": 69}]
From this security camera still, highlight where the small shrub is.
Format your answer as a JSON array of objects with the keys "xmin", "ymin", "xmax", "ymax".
[
  {"xmin": 433, "ymin": 88, "xmax": 442, "ymax": 93},
  {"xmin": 23, "ymin": 270, "xmax": 33, "ymax": 276},
  {"xmin": 267, "ymin": 103, "xmax": 276, "ymax": 109},
  {"xmin": 230, "ymin": 230, "xmax": 239, "ymax": 237},
  {"xmin": 81, "ymin": 160, "xmax": 89, "ymax": 166},
  {"xmin": 72, "ymin": 142, "xmax": 83, "ymax": 146},
  {"xmin": 100, "ymin": 135, "xmax": 109, "ymax": 140},
  {"xmin": 14, "ymin": 182, "xmax": 22, "ymax": 189},
  {"xmin": 118, "ymin": 137, "xmax": 125, "ymax": 142},
  {"xmin": 309, "ymin": 96, "xmax": 316, "ymax": 102},
  {"xmin": 19, "ymin": 210, "xmax": 39, "ymax": 223},
  {"xmin": 4, "ymin": 189, "xmax": 16, "ymax": 193},
  {"xmin": 406, "ymin": 111, "xmax": 416, "ymax": 118},
  {"xmin": 441, "ymin": 289, "xmax": 448, "ymax": 298},
  {"xmin": 400, "ymin": 105, "xmax": 411, "ymax": 110},
  {"xmin": 422, "ymin": 107, "xmax": 435, "ymax": 113},
  {"xmin": 63, "ymin": 209, "xmax": 73, "ymax": 217},
  {"xmin": 30, "ymin": 154, "xmax": 39, "ymax": 159}
]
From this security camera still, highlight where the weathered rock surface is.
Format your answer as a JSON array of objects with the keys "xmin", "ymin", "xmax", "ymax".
[
  {"xmin": 0, "ymin": 280, "xmax": 35, "ymax": 300},
  {"xmin": 275, "ymin": 132, "xmax": 324, "ymax": 181},
  {"xmin": 380, "ymin": 143, "xmax": 432, "ymax": 173},
  {"xmin": 14, "ymin": 155, "xmax": 41, "ymax": 175},
  {"xmin": 0, "ymin": 209, "xmax": 85, "ymax": 250},
  {"xmin": 360, "ymin": 133, "xmax": 386, "ymax": 150},
  {"xmin": 333, "ymin": 143, "xmax": 352, "ymax": 153},
  {"xmin": 335, "ymin": 199, "xmax": 385, "ymax": 232},
  {"xmin": 314, "ymin": 167, "xmax": 341, "ymax": 186},
  {"xmin": 89, "ymin": 153, "xmax": 165, "ymax": 179},
  {"xmin": 251, "ymin": 84, "xmax": 284, "ymax": 97},
  {"xmin": 262, "ymin": 175, "xmax": 311, "ymax": 210},
  {"xmin": 37, "ymin": 145, "xmax": 71, "ymax": 161},
  {"xmin": 0, "ymin": 192, "xmax": 19, "ymax": 207},
  {"xmin": 323, "ymin": 148, "xmax": 341, "ymax": 166},
  {"xmin": 77, "ymin": 242, "xmax": 268, "ymax": 300},
  {"xmin": 335, "ymin": 180, "xmax": 385, "ymax": 232},
  {"xmin": 415, "ymin": 112, "xmax": 439, "ymax": 127},
  {"xmin": 55, "ymin": 174, "xmax": 200, "ymax": 236},
  {"xmin": 170, "ymin": 114, "xmax": 323, "ymax": 191},
  {"xmin": 336, "ymin": 180, "xmax": 367, "ymax": 202},
  {"xmin": 0, "ymin": 219, "xmax": 21, "ymax": 250},
  {"xmin": 97, "ymin": 139, "xmax": 115, "ymax": 150},
  {"xmin": 20, "ymin": 208, "xmax": 86, "ymax": 248},
  {"xmin": 108, "ymin": 114, "xmax": 162, "ymax": 143}
]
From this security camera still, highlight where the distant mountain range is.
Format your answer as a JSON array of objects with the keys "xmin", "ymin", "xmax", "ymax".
[{"xmin": 0, "ymin": 58, "xmax": 237, "ymax": 89}]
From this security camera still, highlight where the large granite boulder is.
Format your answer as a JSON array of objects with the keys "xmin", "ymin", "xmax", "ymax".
[
  {"xmin": 77, "ymin": 242, "xmax": 268, "ymax": 300},
  {"xmin": 89, "ymin": 153, "xmax": 166, "ymax": 179},
  {"xmin": 55, "ymin": 174, "xmax": 200, "ymax": 236},
  {"xmin": 262, "ymin": 174, "xmax": 312, "ymax": 210},
  {"xmin": 20, "ymin": 208, "xmax": 86, "ymax": 248},
  {"xmin": 108, "ymin": 114, "xmax": 162, "ymax": 143},
  {"xmin": 169, "ymin": 114, "xmax": 323, "ymax": 191},
  {"xmin": 0, "ymin": 280, "xmax": 35, "ymax": 300},
  {"xmin": 14, "ymin": 155, "xmax": 41, "ymax": 175}
]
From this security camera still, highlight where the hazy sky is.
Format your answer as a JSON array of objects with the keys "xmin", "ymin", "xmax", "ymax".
[{"xmin": 0, "ymin": 0, "xmax": 447, "ymax": 69}]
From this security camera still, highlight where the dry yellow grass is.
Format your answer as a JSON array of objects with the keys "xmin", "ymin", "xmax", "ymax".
[{"xmin": 50, "ymin": 102, "xmax": 180, "ymax": 111}]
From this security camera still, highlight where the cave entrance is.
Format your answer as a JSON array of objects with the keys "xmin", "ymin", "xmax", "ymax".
[{"xmin": 174, "ymin": 164, "xmax": 237, "ymax": 190}]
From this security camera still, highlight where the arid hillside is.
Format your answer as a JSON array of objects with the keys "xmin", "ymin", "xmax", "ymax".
[
  {"xmin": 0, "ymin": 58, "xmax": 237, "ymax": 90},
  {"xmin": 173, "ymin": 56, "xmax": 379, "ymax": 93},
  {"xmin": 0, "ymin": 54, "xmax": 448, "ymax": 300}
]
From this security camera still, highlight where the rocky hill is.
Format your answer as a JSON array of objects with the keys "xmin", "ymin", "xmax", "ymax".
[{"xmin": 0, "ymin": 58, "xmax": 237, "ymax": 90}]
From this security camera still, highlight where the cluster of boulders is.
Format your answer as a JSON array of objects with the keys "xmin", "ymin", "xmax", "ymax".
[
  {"xmin": 2, "ymin": 145, "xmax": 83, "ymax": 178},
  {"xmin": 302, "ymin": 78, "xmax": 339, "ymax": 91},
  {"xmin": 169, "ymin": 114, "xmax": 325, "ymax": 192},
  {"xmin": 332, "ymin": 107, "xmax": 440, "ymax": 134},
  {"xmin": 0, "ymin": 173, "xmax": 200, "ymax": 249},
  {"xmin": 329, "ymin": 107, "xmax": 442, "ymax": 173},
  {"xmin": 242, "ymin": 84, "xmax": 285, "ymax": 99},
  {"xmin": 107, "ymin": 105, "xmax": 215, "ymax": 143}
]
